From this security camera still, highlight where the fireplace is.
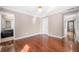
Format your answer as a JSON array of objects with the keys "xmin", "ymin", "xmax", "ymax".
[{"xmin": 1, "ymin": 29, "xmax": 13, "ymax": 38}]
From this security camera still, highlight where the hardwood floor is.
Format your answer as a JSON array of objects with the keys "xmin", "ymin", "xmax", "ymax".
[
  {"xmin": 15, "ymin": 34, "xmax": 64, "ymax": 52},
  {"xmin": 0, "ymin": 34, "xmax": 79, "ymax": 52},
  {"xmin": 14, "ymin": 34, "xmax": 78, "ymax": 52}
]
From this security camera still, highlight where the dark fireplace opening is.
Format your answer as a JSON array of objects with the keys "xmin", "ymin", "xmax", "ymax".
[{"xmin": 1, "ymin": 29, "xmax": 14, "ymax": 38}]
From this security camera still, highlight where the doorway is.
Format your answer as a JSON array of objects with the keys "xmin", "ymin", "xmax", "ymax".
[
  {"xmin": 42, "ymin": 17, "xmax": 48, "ymax": 34},
  {"xmin": 42, "ymin": 17, "xmax": 48, "ymax": 49},
  {"xmin": 67, "ymin": 20, "xmax": 75, "ymax": 41},
  {"xmin": 64, "ymin": 13, "xmax": 77, "ymax": 51}
]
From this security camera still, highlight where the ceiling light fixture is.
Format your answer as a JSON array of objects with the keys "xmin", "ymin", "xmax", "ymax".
[{"xmin": 37, "ymin": 6, "xmax": 43, "ymax": 12}]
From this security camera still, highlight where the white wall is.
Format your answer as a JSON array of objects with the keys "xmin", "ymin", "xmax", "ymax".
[
  {"xmin": 75, "ymin": 12, "xmax": 79, "ymax": 42},
  {"xmin": 42, "ymin": 17, "xmax": 48, "ymax": 34},
  {"xmin": 0, "ymin": 15, "xmax": 1, "ymax": 41}
]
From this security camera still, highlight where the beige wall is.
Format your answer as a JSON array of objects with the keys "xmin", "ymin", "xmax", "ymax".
[
  {"xmin": 15, "ymin": 13, "xmax": 33, "ymax": 37},
  {"xmin": 33, "ymin": 17, "xmax": 42, "ymax": 33},
  {"xmin": 1, "ymin": 8, "xmax": 64, "ymax": 38},
  {"xmin": 15, "ymin": 12, "xmax": 42, "ymax": 37},
  {"xmin": 0, "ymin": 8, "xmax": 42, "ymax": 38},
  {"xmin": 48, "ymin": 13, "xmax": 64, "ymax": 37}
]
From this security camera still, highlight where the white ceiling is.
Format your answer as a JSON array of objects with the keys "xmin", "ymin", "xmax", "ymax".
[{"xmin": 2, "ymin": 6, "xmax": 75, "ymax": 17}]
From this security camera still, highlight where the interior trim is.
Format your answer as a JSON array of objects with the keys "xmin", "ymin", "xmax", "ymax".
[
  {"xmin": 47, "ymin": 34, "xmax": 64, "ymax": 39},
  {"xmin": 15, "ymin": 33, "xmax": 64, "ymax": 40},
  {"xmin": 15, "ymin": 33, "xmax": 42, "ymax": 40}
]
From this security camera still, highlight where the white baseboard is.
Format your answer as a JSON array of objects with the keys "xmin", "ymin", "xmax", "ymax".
[
  {"xmin": 15, "ymin": 33, "xmax": 64, "ymax": 40},
  {"xmin": 15, "ymin": 33, "xmax": 42, "ymax": 40},
  {"xmin": 47, "ymin": 34, "xmax": 64, "ymax": 39}
]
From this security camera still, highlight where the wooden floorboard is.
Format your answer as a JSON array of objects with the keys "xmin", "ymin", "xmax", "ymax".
[
  {"xmin": 0, "ymin": 34, "xmax": 79, "ymax": 52},
  {"xmin": 14, "ymin": 34, "xmax": 77, "ymax": 52}
]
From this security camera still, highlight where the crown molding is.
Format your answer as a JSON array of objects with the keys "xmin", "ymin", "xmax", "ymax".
[
  {"xmin": 0, "ymin": 7, "xmax": 37, "ymax": 17},
  {"xmin": 0, "ymin": 6, "xmax": 77, "ymax": 18}
]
